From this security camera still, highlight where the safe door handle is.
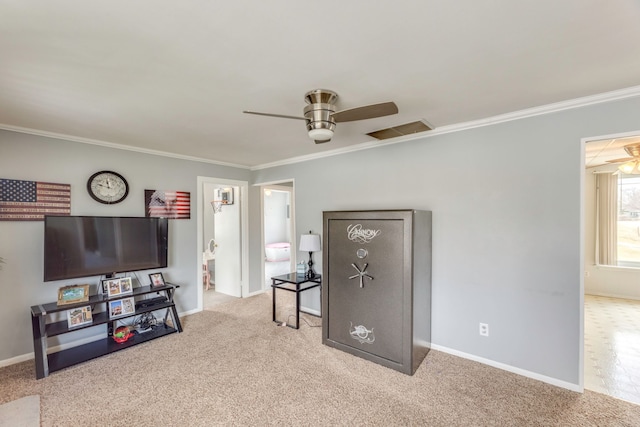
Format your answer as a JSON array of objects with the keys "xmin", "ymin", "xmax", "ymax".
[{"xmin": 348, "ymin": 263, "xmax": 374, "ymax": 288}]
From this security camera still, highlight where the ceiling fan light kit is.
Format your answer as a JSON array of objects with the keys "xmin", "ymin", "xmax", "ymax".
[
  {"xmin": 606, "ymin": 143, "xmax": 640, "ymax": 174},
  {"xmin": 243, "ymin": 88, "xmax": 399, "ymax": 144},
  {"xmin": 619, "ymin": 160, "xmax": 640, "ymax": 174},
  {"xmin": 308, "ymin": 128, "xmax": 334, "ymax": 142}
]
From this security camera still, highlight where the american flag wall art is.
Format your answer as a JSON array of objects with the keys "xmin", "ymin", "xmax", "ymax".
[
  {"xmin": 0, "ymin": 178, "xmax": 71, "ymax": 221},
  {"xmin": 145, "ymin": 189, "xmax": 191, "ymax": 219}
]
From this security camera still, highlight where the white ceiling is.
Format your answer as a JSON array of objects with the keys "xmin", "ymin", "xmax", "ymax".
[{"xmin": 2, "ymin": 1, "xmax": 640, "ymax": 168}]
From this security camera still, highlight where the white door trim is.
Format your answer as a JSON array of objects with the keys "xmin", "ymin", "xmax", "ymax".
[{"xmin": 196, "ymin": 176, "xmax": 249, "ymax": 311}]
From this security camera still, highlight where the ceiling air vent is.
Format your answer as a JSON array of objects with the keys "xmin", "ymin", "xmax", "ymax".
[{"xmin": 366, "ymin": 120, "xmax": 434, "ymax": 141}]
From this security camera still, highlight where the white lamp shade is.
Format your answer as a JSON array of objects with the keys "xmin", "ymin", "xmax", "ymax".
[{"xmin": 299, "ymin": 234, "xmax": 321, "ymax": 252}]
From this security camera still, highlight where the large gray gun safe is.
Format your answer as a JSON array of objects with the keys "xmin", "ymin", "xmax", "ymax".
[{"xmin": 322, "ymin": 210, "xmax": 432, "ymax": 375}]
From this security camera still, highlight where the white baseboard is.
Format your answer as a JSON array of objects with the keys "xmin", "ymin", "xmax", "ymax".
[
  {"xmin": 181, "ymin": 307, "xmax": 200, "ymax": 316},
  {"xmin": 246, "ymin": 289, "xmax": 264, "ymax": 298},
  {"xmin": 300, "ymin": 306, "xmax": 321, "ymax": 316},
  {"xmin": 431, "ymin": 344, "xmax": 582, "ymax": 393},
  {"xmin": 0, "ymin": 353, "xmax": 33, "ymax": 368}
]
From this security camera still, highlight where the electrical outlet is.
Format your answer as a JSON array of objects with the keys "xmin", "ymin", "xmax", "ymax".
[{"xmin": 479, "ymin": 323, "xmax": 489, "ymax": 337}]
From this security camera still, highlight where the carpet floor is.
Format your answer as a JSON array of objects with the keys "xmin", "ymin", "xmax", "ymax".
[{"xmin": 1, "ymin": 293, "xmax": 639, "ymax": 426}]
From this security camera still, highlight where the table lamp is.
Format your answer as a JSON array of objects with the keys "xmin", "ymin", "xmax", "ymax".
[{"xmin": 299, "ymin": 231, "xmax": 321, "ymax": 279}]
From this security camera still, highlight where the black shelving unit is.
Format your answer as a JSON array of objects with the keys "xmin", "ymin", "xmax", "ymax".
[{"xmin": 30, "ymin": 283, "xmax": 182, "ymax": 379}]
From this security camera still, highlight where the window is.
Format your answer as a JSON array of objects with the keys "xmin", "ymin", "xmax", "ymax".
[
  {"xmin": 616, "ymin": 174, "xmax": 640, "ymax": 267},
  {"xmin": 596, "ymin": 172, "xmax": 640, "ymax": 268}
]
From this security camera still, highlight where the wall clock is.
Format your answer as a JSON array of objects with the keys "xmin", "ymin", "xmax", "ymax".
[{"xmin": 87, "ymin": 171, "xmax": 129, "ymax": 204}]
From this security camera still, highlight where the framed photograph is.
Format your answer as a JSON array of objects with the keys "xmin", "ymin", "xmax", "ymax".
[
  {"xmin": 109, "ymin": 297, "xmax": 135, "ymax": 319},
  {"xmin": 149, "ymin": 272, "xmax": 165, "ymax": 288},
  {"xmin": 67, "ymin": 306, "xmax": 93, "ymax": 328},
  {"xmin": 119, "ymin": 277, "xmax": 133, "ymax": 294},
  {"xmin": 57, "ymin": 284, "xmax": 90, "ymax": 306},
  {"xmin": 104, "ymin": 277, "xmax": 133, "ymax": 297},
  {"xmin": 214, "ymin": 187, "xmax": 234, "ymax": 205},
  {"xmin": 103, "ymin": 278, "xmax": 121, "ymax": 297}
]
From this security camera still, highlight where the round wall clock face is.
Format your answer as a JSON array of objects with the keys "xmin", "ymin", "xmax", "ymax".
[{"xmin": 87, "ymin": 171, "xmax": 129, "ymax": 204}]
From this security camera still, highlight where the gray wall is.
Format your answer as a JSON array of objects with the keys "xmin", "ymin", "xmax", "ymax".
[
  {"xmin": 3, "ymin": 94, "xmax": 640, "ymax": 388},
  {"xmin": 0, "ymin": 130, "xmax": 249, "ymax": 361},
  {"xmin": 252, "ymin": 95, "xmax": 640, "ymax": 386}
]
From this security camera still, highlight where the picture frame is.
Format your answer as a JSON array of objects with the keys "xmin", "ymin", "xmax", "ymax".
[
  {"xmin": 149, "ymin": 272, "xmax": 165, "ymax": 288},
  {"xmin": 119, "ymin": 277, "xmax": 133, "ymax": 294},
  {"xmin": 102, "ymin": 279, "xmax": 118, "ymax": 295},
  {"xmin": 108, "ymin": 297, "xmax": 135, "ymax": 319},
  {"xmin": 104, "ymin": 277, "xmax": 133, "ymax": 297},
  {"xmin": 67, "ymin": 306, "xmax": 93, "ymax": 328},
  {"xmin": 145, "ymin": 189, "xmax": 191, "ymax": 219},
  {"xmin": 57, "ymin": 284, "xmax": 90, "ymax": 306}
]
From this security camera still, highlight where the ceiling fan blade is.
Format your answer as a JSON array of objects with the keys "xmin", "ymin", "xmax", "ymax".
[
  {"xmin": 243, "ymin": 111, "xmax": 306, "ymax": 120},
  {"xmin": 606, "ymin": 157, "xmax": 634, "ymax": 163},
  {"xmin": 332, "ymin": 102, "xmax": 398, "ymax": 123}
]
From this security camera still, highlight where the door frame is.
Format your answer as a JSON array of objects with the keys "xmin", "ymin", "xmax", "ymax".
[
  {"xmin": 257, "ymin": 180, "xmax": 296, "ymax": 292},
  {"xmin": 197, "ymin": 176, "xmax": 249, "ymax": 311},
  {"xmin": 581, "ymin": 128, "xmax": 640, "ymax": 394}
]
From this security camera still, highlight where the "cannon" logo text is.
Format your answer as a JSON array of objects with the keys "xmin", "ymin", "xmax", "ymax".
[{"xmin": 347, "ymin": 223, "xmax": 381, "ymax": 244}]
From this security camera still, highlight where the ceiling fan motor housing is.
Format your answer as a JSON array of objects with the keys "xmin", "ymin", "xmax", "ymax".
[{"xmin": 304, "ymin": 89, "xmax": 338, "ymax": 142}]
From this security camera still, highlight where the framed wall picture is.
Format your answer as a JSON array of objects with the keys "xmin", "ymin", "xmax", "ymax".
[
  {"xmin": 145, "ymin": 189, "xmax": 191, "ymax": 219},
  {"xmin": 108, "ymin": 297, "xmax": 135, "ymax": 319},
  {"xmin": 67, "ymin": 306, "xmax": 93, "ymax": 328},
  {"xmin": 149, "ymin": 272, "xmax": 165, "ymax": 288},
  {"xmin": 57, "ymin": 284, "xmax": 90, "ymax": 306}
]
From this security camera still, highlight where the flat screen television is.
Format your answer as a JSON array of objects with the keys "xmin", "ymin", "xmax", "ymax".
[{"xmin": 44, "ymin": 216, "xmax": 168, "ymax": 282}]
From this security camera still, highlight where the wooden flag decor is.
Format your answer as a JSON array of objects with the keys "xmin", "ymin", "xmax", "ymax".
[
  {"xmin": 145, "ymin": 189, "xmax": 191, "ymax": 219},
  {"xmin": 0, "ymin": 178, "xmax": 71, "ymax": 221}
]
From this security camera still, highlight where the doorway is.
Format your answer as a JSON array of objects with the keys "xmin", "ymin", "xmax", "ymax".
[
  {"xmin": 261, "ymin": 183, "xmax": 295, "ymax": 290},
  {"xmin": 197, "ymin": 177, "xmax": 249, "ymax": 311},
  {"xmin": 582, "ymin": 132, "xmax": 640, "ymax": 405}
]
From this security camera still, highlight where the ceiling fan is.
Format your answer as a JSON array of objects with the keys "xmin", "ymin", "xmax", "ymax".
[
  {"xmin": 243, "ymin": 89, "xmax": 398, "ymax": 143},
  {"xmin": 607, "ymin": 143, "xmax": 640, "ymax": 174}
]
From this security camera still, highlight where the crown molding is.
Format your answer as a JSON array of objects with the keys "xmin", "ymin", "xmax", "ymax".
[
  {"xmin": 3, "ymin": 84, "xmax": 640, "ymax": 172},
  {"xmin": 0, "ymin": 123, "xmax": 251, "ymax": 170},
  {"xmin": 251, "ymin": 84, "xmax": 640, "ymax": 171}
]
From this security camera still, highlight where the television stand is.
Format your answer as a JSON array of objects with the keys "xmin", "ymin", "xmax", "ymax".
[{"xmin": 30, "ymin": 283, "xmax": 182, "ymax": 379}]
